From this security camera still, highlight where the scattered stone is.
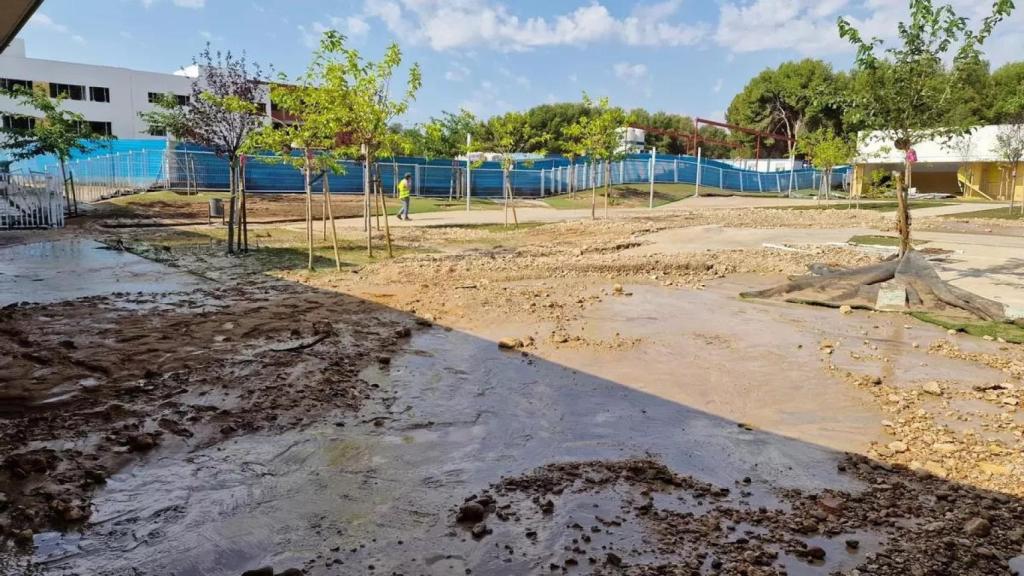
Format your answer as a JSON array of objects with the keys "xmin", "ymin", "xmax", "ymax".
[
  {"xmin": 887, "ymin": 441, "xmax": 909, "ymax": 454},
  {"xmin": 964, "ymin": 517, "xmax": 992, "ymax": 538},
  {"xmin": 839, "ymin": 305, "xmax": 853, "ymax": 315},
  {"xmin": 612, "ymin": 284, "xmax": 624, "ymax": 294},
  {"xmin": 922, "ymin": 381, "xmax": 943, "ymax": 396},
  {"xmin": 240, "ymin": 568, "xmax": 273, "ymax": 576},
  {"xmin": 605, "ymin": 552, "xmax": 622, "ymax": 567},
  {"xmin": 456, "ymin": 502, "xmax": 486, "ymax": 524},
  {"xmin": 470, "ymin": 523, "xmax": 491, "ymax": 540},
  {"xmin": 806, "ymin": 546, "xmax": 827, "ymax": 561},
  {"xmin": 497, "ymin": 337, "xmax": 521, "ymax": 349},
  {"xmin": 845, "ymin": 539, "xmax": 860, "ymax": 550}
]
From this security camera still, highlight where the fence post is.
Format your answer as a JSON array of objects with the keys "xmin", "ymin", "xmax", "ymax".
[
  {"xmin": 695, "ymin": 147, "xmax": 702, "ymax": 198},
  {"xmin": 540, "ymin": 169, "xmax": 545, "ymax": 197},
  {"xmin": 673, "ymin": 158, "xmax": 678, "ymax": 183},
  {"xmin": 465, "ymin": 134, "xmax": 472, "ymax": 212},
  {"xmin": 648, "ymin": 147, "xmax": 656, "ymax": 209},
  {"xmin": 415, "ymin": 164, "xmax": 421, "ymax": 196}
]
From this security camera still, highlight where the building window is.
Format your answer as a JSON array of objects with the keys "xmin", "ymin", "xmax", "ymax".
[
  {"xmin": 147, "ymin": 125, "xmax": 167, "ymax": 137},
  {"xmin": 0, "ymin": 78, "xmax": 32, "ymax": 91},
  {"xmin": 85, "ymin": 121, "xmax": 112, "ymax": 136},
  {"xmin": 2, "ymin": 114, "xmax": 35, "ymax": 130},
  {"xmin": 148, "ymin": 92, "xmax": 189, "ymax": 105},
  {"xmin": 49, "ymin": 83, "xmax": 86, "ymax": 100},
  {"xmin": 89, "ymin": 86, "xmax": 110, "ymax": 103}
]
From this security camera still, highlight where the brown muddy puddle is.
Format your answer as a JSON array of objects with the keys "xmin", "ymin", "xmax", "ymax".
[
  {"xmin": 17, "ymin": 279, "xmax": 1014, "ymax": 575},
  {"xmin": 0, "ymin": 239, "xmax": 206, "ymax": 306},
  {"xmin": 26, "ymin": 318, "xmax": 874, "ymax": 575}
]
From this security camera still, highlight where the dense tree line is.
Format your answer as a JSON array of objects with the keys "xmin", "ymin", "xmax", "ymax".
[{"xmin": 399, "ymin": 54, "xmax": 1022, "ymax": 162}]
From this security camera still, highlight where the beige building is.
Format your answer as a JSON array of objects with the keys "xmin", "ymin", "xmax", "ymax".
[{"xmin": 851, "ymin": 125, "xmax": 1023, "ymax": 201}]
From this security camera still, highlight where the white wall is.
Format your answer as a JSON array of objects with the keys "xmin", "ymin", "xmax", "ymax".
[
  {"xmin": 0, "ymin": 39, "xmax": 192, "ymax": 140},
  {"xmin": 857, "ymin": 125, "xmax": 1011, "ymax": 164}
]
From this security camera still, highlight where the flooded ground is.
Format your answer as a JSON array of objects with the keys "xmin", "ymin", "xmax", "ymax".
[
  {"xmin": 4, "ymin": 205, "xmax": 1024, "ymax": 575},
  {"xmin": 0, "ymin": 239, "xmax": 205, "ymax": 306}
]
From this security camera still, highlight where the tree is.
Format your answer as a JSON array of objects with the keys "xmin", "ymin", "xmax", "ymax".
[
  {"xmin": 949, "ymin": 133, "xmax": 977, "ymax": 196},
  {"xmin": 992, "ymin": 122, "xmax": 1024, "ymax": 214},
  {"xmin": 320, "ymin": 31, "xmax": 420, "ymax": 256},
  {"xmin": 416, "ymin": 109, "xmax": 477, "ymax": 200},
  {"xmin": 483, "ymin": 111, "xmax": 547, "ymax": 227},
  {"xmin": 726, "ymin": 59, "xmax": 843, "ymax": 158},
  {"xmin": 990, "ymin": 62, "xmax": 1024, "ymax": 123},
  {"xmin": 0, "ymin": 85, "xmax": 112, "ymax": 215},
  {"xmin": 838, "ymin": 0, "xmax": 1014, "ymax": 255},
  {"xmin": 174, "ymin": 46, "xmax": 267, "ymax": 255},
  {"xmin": 798, "ymin": 128, "xmax": 854, "ymax": 202},
  {"xmin": 588, "ymin": 96, "xmax": 627, "ymax": 217},
  {"xmin": 244, "ymin": 41, "xmax": 349, "ymax": 271}
]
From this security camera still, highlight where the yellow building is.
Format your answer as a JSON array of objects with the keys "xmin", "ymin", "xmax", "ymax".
[{"xmin": 851, "ymin": 125, "xmax": 1024, "ymax": 201}]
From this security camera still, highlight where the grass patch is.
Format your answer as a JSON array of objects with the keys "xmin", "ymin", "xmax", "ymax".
[
  {"xmin": 940, "ymin": 207, "xmax": 1024, "ymax": 220},
  {"xmin": 406, "ymin": 197, "xmax": 500, "ymax": 214},
  {"xmin": 542, "ymin": 183, "xmax": 695, "ymax": 209},
  {"xmin": 104, "ymin": 190, "xmax": 230, "ymax": 206},
  {"xmin": 910, "ymin": 311, "xmax": 1024, "ymax": 344},
  {"xmin": 848, "ymin": 235, "xmax": 929, "ymax": 247},
  {"xmin": 783, "ymin": 201, "xmax": 952, "ymax": 212}
]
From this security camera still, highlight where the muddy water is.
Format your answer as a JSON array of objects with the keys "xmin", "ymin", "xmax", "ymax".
[
  {"xmin": 0, "ymin": 239, "xmax": 205, "ymax": 306},
  {"xmin": 33, "ymin": 312, "xmax": 872, "ymax": 575},
  {"xmin": 26, "ymin": 278, "xmax": 1014, "ymax": 575}
]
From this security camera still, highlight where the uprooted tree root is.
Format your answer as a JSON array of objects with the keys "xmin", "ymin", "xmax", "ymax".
[{"xmin": 741, "ymin": 250, "xmax": 1022, "ymax": 326}]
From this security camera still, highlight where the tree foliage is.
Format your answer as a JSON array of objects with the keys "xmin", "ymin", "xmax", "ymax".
[
  {"xmin": 838, "ymin": 0, "xmax": 1015, "ymax": 255},
  {"xmin": 726, "ymin": 59, "xmax": 844, "ymax": 157},
  {"xmin": 0, "ymin": 85, "xmax": 113, "ymax": 213}
]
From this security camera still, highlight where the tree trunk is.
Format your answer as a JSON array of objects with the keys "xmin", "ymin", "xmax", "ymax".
[
  {"xmin": 896, "ymin": 162, "xmax": 911, "ymax": 257},
  {"xmin": 604, "ymin": 161, "xmax": 611, "ymax": 218},
  {"xmin": 1011, "ymin": 163, "xmax": 1018, "ymax": 215},
  {"xmin": 507, "ymin": 171, "xmax": 518, "ymax": 228},
  {"xmin": 503, "ymin": 167, "xmax": 510, "ymax": 228},
  {"xmin": 226, "ymin": 156, "xmax": 237, "ymax": 255},
  {"xmin": 375, "ymin": 164, "xmax": 393, "ymax": 258},
  {"xmin": 590, "ymin": 163, "xmax": 597, "ymax": 220},
  {"xmin": 324, "ymin": 171, "xmax": 341, "ymax": 271},
  {"xmin": 239, "ymin": 161, "xmax": 248, "ymax": 253},
  {"xmin": 303, "ymin": 155, "xmax": 313, "ymax": 270},
  {"xmin": 58, "ymin": 160, "xmax": 72, "ymax": 216},
  {"xmin": 364, "ymin": 148, "xmax": 373, "ymax": 258}
]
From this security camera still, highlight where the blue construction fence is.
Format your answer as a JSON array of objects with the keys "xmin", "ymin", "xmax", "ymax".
[{"xmin": 10, "ymin": 139, "xmax": 847, "ymax": 200}]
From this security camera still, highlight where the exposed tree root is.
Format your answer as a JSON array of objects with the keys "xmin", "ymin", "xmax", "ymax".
[{"xmin": 741, "ymin": 250, "xmax": 1019, "ymax": 325}]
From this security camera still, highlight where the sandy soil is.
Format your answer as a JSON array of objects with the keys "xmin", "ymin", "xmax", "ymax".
[{"xmin": 3, "ymin": 203, "xmax": 1024, "ymax": 575}]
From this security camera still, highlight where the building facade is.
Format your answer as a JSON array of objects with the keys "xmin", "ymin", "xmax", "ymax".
[
  {"xmin": 0, "ymin": 38, "xmax": 272, "ymax": 142},
  {"xmin": 851, "ymin": 124, "xmax": 1024, "ymax": 201}
]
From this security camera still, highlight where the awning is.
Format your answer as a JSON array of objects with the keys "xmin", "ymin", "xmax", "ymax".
[{"xmin": 0, "ymin": 0, "xmax": 44, "ymax": 53}]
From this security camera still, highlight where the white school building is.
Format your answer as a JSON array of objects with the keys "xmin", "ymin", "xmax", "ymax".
[{"xmin": 0, "ymin": 38, "xmax": 272, "ymax": 141}]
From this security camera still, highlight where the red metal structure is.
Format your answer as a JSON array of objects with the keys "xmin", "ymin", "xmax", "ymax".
[{"xmin": 692, "ymin": 118, "xmax": 795, "ymax": 162}]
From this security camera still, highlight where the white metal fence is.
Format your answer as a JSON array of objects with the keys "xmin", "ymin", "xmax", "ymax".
[{"xmin": 0, "ymin": 173, "xmax": 65, "ymax": 228}]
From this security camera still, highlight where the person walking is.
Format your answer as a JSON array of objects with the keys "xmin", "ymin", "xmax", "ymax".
[{"xmin": 396, "ymin": 173, "xmax": 412, "ymax": 221}]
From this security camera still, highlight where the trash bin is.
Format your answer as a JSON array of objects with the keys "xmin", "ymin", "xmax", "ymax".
[{"xmin": 209, "ymin": 198, "xmax": 224, "ymax": 223}]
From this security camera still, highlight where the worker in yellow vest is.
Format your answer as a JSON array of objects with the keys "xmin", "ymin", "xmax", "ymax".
[{"xmin": 396, "ymin": 173, "xmax": 412, "ymax": 221}]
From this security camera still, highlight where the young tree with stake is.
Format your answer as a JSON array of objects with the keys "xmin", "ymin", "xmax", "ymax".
[
  {"xmin": 317, "ymin": 31, "xmax": 420, "ymax": 257},
  {"xmin": 170, "ymin": 46, "xmax": 267, "ymax": 255},
  {"xmin": 798, "ymin": 128, "xmax": 854, "ymax": 203},
  {"xmin": 484, "ymin": 111, "xmax": 547, "ymax": 228},
  {"xmin": 992, "ymin": 121, "xmax": 1024, "ymax": 214},
  {"xmin": 0, "ymin": 85, "xmax": 113, "ymax": 215},
  {"xmin": 838, "ymin": 0, "xmax": 1014, "ymax": 256}
]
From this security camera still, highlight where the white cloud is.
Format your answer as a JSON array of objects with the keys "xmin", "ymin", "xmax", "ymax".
[
  {"xmin": 715, "ymin": 0, "xmax": 851, "ymax": 54},
  {"xmin": 713, "ymin": 78, "xmax": 723, "ymax": 93},
  {"xmin": 299, "ymin": 15, "xmax": 372, "ymax": 48},
  {"xmin": 140, "ymin": 0, "xmax": 205, "ymax": 8},
  {"xmin": 362, "ymin": 0, "xmax": 706, "ymax": 52},
  {"xmin": 499, "ymin": 67, "xmax": 530, "ymax": 88},
  {"xmin": 568, "ymin": 73, "xmax": 578, "ymax": 83},
  {"xmin": 71, "ymin": 35, "xmax": 86, "ymax": 44},
  {"xmin": 613, "ymin": 62, "xmax": 648, "ymax": 82},
  {"xmin": 28, "ymin": 13, "xmax": 69, "ymax": 34},
  {"xmin": 714, "ymin": 0, "xmax": 1024, "ymax": 60},
  {"xmin": 445, "ymin": 62, "xmax": 471, "ymax": 82}
]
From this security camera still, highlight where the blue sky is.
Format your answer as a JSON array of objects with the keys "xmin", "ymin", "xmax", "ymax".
[{"xmin": 17, "ymin": 0, "xmax": 1024, "ymax": 125}]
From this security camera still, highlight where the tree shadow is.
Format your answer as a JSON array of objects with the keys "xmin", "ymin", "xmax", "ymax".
[{"xmin": 1, "ymin": 229, "xmax": 1023, "ymax": 576}]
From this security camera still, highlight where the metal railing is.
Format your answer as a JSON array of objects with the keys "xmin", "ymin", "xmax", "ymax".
[{"xmin": 0, "ymin": 173, "xmax": 65, "ymax": 228}]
